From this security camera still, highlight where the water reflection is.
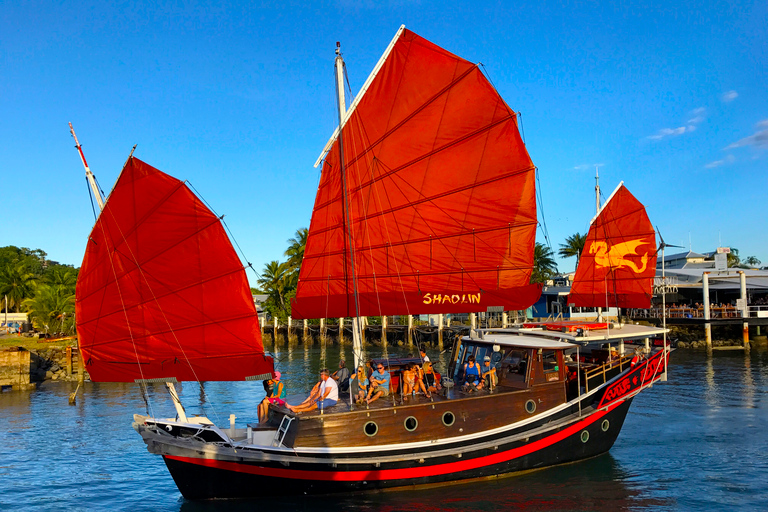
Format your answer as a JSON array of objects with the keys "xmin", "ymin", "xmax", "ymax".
[{"xmin": 4, "ymin": 346, "xmax": 768, "ymax": 511}]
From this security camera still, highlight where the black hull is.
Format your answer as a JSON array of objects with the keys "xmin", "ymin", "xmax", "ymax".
[{"xmin": 163, "ymin": 398, "xmax": 633, "ymax": 500}]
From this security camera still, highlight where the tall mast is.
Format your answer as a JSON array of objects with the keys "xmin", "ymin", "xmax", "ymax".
[
  {"xmin": 69, "ymin": 123, "xmax": 105, "ymax": 211},
  {"xmin": 334, "ymin": 43, "xmax": 363, "ymax": 375},
  {"xmin": 595, "ymin": 165, "xmax": 600, "ymax": 215}
]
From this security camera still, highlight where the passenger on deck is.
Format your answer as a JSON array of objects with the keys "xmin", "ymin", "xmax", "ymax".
[
  {"xmin": 287, "ymin": 369, "xmax": 338, "ymax": 413},
  {"xmin": 463, "ymin": 355, "xmax": 481, "ymax": 391},
  {"xmin": 258, "ymin": 371, "xmax": 286, "ymax": 423},
  {"xmin": 419, "ymin": 348, "xmax": 430, "ymax": 363},
  {"xmin": 354, "ymin": 366, "xmax": 369, "ymax": 403},
  {"xmin": 365, "ymin": 363, "xmax": 390, "ymax": 404},
  {"xmin": 401, "ymin": 363, "xmax": 416, "ymax": 396},
  {"xmin": 479, "ymin": 356, "xmax": 497, "ymax": 390},
  {"xmin": 332, "ymin": 360, "xmax": 350, "ymax": 393},
  {"xmin": 423, "ymin": 362, "xmax": 441, "ymax": 393}
]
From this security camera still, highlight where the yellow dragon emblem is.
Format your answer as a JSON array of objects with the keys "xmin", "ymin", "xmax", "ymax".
[{"xmin": 589, "ymin": 239, "xmax": 650, "ymax": 273}]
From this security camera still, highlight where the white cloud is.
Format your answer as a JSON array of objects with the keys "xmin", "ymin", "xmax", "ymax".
[
  {"xmin": 647, "ymin": 107, "xmax": 705, "ymax": 141},
  {"xmin": 726, "ymin": 119, "xmax": 768, "ymax": 149},
  {"xmin": 722, "ymin": 90, "xmax": 738, "ymax": 103},
  {"xmin": 705, "ymin": 154, "xmax": 735, "ymax": 169}
]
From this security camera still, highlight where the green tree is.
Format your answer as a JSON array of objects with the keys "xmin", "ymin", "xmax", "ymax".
[
  {"xmin": 532, "ymin": 243, "xmax": 558, "ymax": 284},
  {"xmin": 0, "ymin": 263, "xmax": 38, "ymax": 312},
  {"xmin": 558, "ymin": 232, "xmax": 587, "ymax": 271},
  {"xmin": 726, "ymin": 248, "xmax": 740, "ymax": 267},
  {"xmin": 22, "ymin": 283, "xmax": 76, "ymax": 333},
  {"xmin": 258, "ymin": 260, "xmax": 296, "ymax": 321},
  {"xmin": 285, "ymin": 228, "xmax": 308, "ymax": 271},
  {"xmin": 744, "ymin": 256, "xmax": 762, "ymax": 268}
]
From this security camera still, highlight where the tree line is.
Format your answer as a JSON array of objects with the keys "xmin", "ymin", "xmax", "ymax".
[{"xmin": 0, "ymin": 246, "xmax": 78, "ymax": 334}]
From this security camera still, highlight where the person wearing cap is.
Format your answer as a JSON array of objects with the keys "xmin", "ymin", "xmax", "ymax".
[
  {"xmin": 479, "ymin": 356, "xmax": 497, "ymax": 390},
  {"xmin": 258, "ymin": 371, "xmax": 286, "ymax": 423}
]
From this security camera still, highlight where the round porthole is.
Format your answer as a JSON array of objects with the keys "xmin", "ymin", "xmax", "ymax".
[
  {"xmin": 404, "ymin": 416, "xmax": 418, "ymax": 432},
  {"xmin": 442, "ymin": 411, "xmax": 455, "ymax": 426},
  {"xmin": 364, "ymin": 421, "xmax": 378, "ymax": 437},
  {"xmin": 601, "ymin": 419, "xmax": 610, "ymax": 432},
  {"xmin": 580, "ymin": 430, "xmax": 590, "ymax": 443},
  {"xmin": 525, "ymin": 399, "xmax": 536, "ymax": 414}
]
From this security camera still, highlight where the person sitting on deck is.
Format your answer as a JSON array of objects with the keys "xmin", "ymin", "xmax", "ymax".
[
  {"xmin": 423, "ymin": 362, "xmax": 441, "ymax": 393},
  {"xmin": 258, "ymin": 371, "xmax": 286, "ymax": 423},
  {"xmin": 366, "ymin": 363, "xmax": 391, "ymax": 404},
  {"xmin": 479, "ymin": 356, "xmax": 497, "ymax": 390},
  {"xmin": 419, "ymin": 348, "xmax": 430, "ymax": 363},
  {"xmin": 287, "ymin": 369, "xmax": 338, "ymax": 413},
  {"xmin": 401, "ymin": 363, "xmax": 416, "ymax": 396},
  {"xmin": 463, "ymin": 355, "xmax": 481, "ymax": 391},
  {"xmin": 354, "ymin": 365, "xmax": 369, "ymax": 403},
  {"xmin": 331, "ymin": 359, "xmax": 350, "ymax": 393}
]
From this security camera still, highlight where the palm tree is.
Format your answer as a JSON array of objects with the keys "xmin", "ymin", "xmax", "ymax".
[
  {"xmin": 744, "ymin": 256, "xmax": 762, "ymax": 268},
  {"xmin": 532, "ymin": 243, "xmax": 558, "ymax": 284},
  {"xmin": 258, "ymin": 260, "xmax": 294, "ymax": 320},
  {"xmin": 22, "ymin": 283, "xmax": 75, "ymax": 333},
  {"xmin": 558, "ymin": 232, "xmax": 587, "ymax": 271},
  {"xmin": 0, "ymin": 263, "xmax": 38, "ymax": 312},
  {"xmin": 285, "ymin": 228, "xmax": 308, "ymax": 271}
]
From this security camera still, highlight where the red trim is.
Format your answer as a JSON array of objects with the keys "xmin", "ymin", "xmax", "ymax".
[{"xmin": 165, "ymin": 401, "xmax": 622, "ymax": 482}]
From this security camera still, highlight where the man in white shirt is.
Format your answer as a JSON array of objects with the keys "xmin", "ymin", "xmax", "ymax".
[
  {"xmin": 420, "ymin": 348, "xmax": 430, "ymax": 363},
  {"xmin": 288, "ymin": 369, "xmax": 338, "ymax": 412}
]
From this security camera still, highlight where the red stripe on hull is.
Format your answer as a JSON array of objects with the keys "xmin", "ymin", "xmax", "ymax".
[{"xmin": 165, "ymin": 400, "xmax": 621, "ymax": 482}]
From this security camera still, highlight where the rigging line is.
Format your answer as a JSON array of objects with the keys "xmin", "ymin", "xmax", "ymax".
[
  {"xmin": 99, "ymin": 180, "xmax": 226, "ymax": 424},
  {"xmin": 535, "ymin": 166, "xmax": 553, "ymax": 250},
  {"xmin": 85, "ymin": 177, "xmax": 98, "ymax": 222}
]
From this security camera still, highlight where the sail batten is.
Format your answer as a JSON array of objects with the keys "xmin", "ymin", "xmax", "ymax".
[
  {"xmin": 568, "ymin": 184, "xmax": 657, "ymax": 309},
  {"xmin": 76, "ymin": 157, "xmax": 273, "ymax": 382},
  {"xmin": 293, "ymin": 29, "xmax": 540, "ymax": 319}
]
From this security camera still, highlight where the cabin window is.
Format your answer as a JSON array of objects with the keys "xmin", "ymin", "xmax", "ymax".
[
  {"xmin": 442, "ymin": 411, "xmax": 455, "ymax": 426},
  {"xmin": 499, "ymin": 349, "xmax": 529, "ymax": 383},
  {"xmin": 404, "ymin": 416, "xmax": 418, "ymax": 432},
  {"xmin": 542, "ymin": 350, "xmax": 560, "ymax": 381},
  {"xmin": 525, "ymin": 399, "xmax": 536, "ymax": 414},
  {"xmin": 364, "ymin": 421, "xmax": 378, "ymax": 437}
]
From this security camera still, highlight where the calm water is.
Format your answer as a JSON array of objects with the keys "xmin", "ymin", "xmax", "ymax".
[{"xmin": 3, "ymin": 343, "xmax": 768, "ymax": 512}]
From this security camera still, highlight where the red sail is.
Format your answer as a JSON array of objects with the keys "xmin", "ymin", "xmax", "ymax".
[
  {"xmin": 568, "ymin": 184, "xmax": 657, "ymax": 309},
  {"xmin": 292, "ymin": 29, "xmax": 540, "ymax": 319},
  {"xmin": 75, "ymin": 158, "xmax": 273, "ymax": 382}
]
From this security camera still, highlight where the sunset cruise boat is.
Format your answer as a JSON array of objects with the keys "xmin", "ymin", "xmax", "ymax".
[{"xmin": 74, "ymin": 26, "xmax": 670, "ymax": 500}]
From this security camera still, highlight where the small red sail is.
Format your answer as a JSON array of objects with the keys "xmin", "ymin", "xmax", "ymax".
[
  {"xmin": 292, "ymin": 29, "xmax": 541, "ymax": 319},
  {"xmin": 75, "ymin": 158, "xmax": 273, "ymax": 382},
  {"xmin": 568, "ymin": 184, "xmax": 657, "ymax": 309}
]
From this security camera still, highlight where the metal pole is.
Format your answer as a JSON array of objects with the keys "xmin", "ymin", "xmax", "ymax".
[
  {"xmin": 740, "ymin": 271, "xmax": 749, "ymax": 349},
  {"xmin": 662, "ymin": 243, "xmax": 668, "ymax": 381},
  {"xmin": 703, "ymin": 272, "xmax": 712, "ymax": 352}
]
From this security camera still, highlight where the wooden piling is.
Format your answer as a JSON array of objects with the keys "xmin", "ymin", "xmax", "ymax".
[
  {"xmin": 381, "ymin": 316, "xmax": 388, "ymax": 346},
  {"xmin": 437, "ymin": 314, "xmax": 444, "ymax": 350},
  {"xmin": 66, "ymin": 346, "xmax": 73, "ymax": 375},
  {"xmin": 339, "ymin": 317, "xmax": 345, "ymax": 344},
  {"xmin": 502, "ymin": 311, "xmax": 508, "ymax": 329},
  {"xmin": 407, "ymin": 315, "xmax": 413, "ymax": 346},
  {"xmin": 703, "ymin": 272, "xmax": 712, "ymax": 353},
  {"xmin": 320, "ymin": 318, "xmax": 326, "ymax": 341}
]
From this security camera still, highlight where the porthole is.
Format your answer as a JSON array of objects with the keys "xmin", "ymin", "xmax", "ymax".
[
  {"xmin": 601, "ymin": 419, "xmax": 610, "ymax": 432},
  {"xmin": 442, "ymin": 411, "xmax": 455, "ymax": 426},
  {"xmin": 364, "ymin": 421, "xmax": 378, "ymax": 437},
  {"xmin": 404, "ymin": 416, "xmax": 418, "ymax": 432},
  {"xmin": 580, "ymin": 430, "xmax": 589, "ymax": 443},
  {"xmin": 525, "ymin": 399, "xmax": 536, "ymax": 414}
]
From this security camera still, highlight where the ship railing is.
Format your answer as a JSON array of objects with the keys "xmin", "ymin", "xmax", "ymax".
[{"xmin": 583, "ymin": 354, "xmax": 632, "ymax": 393}]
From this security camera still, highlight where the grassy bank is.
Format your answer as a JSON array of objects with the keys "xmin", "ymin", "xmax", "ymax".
[{"xmin": 0, "ymin": 334, "xmax": 75, "ymax": 351}]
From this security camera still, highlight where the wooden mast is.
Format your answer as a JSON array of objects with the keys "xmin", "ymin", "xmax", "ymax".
[{"xmin": 334, "ymin": 43, "xmax": 363, "ymax": 377}]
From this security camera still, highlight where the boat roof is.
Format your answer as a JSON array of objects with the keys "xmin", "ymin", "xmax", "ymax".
[
  {"xmin": 462, "ymin": 334, "xmax": 576, "ymax": 349},
  {"xmin": 484, "ymin": 323, "xmax": 667, "ymax": 344}
]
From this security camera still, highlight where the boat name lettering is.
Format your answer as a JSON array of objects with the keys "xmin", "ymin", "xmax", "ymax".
[
  {"xmin": 603, "ymin": 378, "xmax": 631, "ymax": 403},
  {"xmin": 422, "ymin": 293, "xmax": 481, "ymax": 305}
]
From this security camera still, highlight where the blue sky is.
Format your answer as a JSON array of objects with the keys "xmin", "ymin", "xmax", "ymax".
[{"xmin": 2, "ymin": 0, "xmax": 766, "ymax": 281}]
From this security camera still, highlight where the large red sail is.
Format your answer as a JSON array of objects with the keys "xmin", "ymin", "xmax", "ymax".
[
  {"xmin": 75, "ymin": 158, "xmax": 273, "ymax": 382},
  {"xmin": 292, "ymin": 29, "xmax": 540, "ymax": 319},
  {"xmin": 568, "ymin": 184, "xmax": 657, "ymax": 309}
]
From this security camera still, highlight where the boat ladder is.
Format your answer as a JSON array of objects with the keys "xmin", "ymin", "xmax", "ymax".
[{"xmin": 272, "ymin": 415, "xmax": 294, "ymax": 447}]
